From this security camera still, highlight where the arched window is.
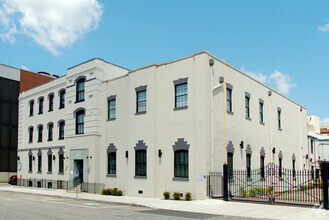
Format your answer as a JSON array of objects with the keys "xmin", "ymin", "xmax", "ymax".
[
  {"xmin": 37, "ymin": 125, "xmax": 43, "ymax": 142},
  {"xmin": 48, "ymin": 123, "xmax": 53, "ymax": 141},
  {"xmin": 38, "ymin": 97, "xmax": 44, "ymax": 114},
  {"xmin": 108, "ymin": 153, "xmax": 116, "ymax": 175},
  {"xmin": 28, "ymin": 126, "xmax": 33, "ymax": 143},
  {"xmin": 75, "ymin": 110, "xmax": 85, "ymax": 134},
  {"xmin": 58, "ymin": 120, "xmax": 65, "ymax": 139},
  {"xmin": 29, "ymin": 100, "xmax": 34, "ymax": 116},
  {"xmin": 134, "ymin": 140, "xmax": 147, "ymax": 177},
  {"xmin": 58, "ymin": 148, "xmax": 64, "ymax": 174},
  {"xmin": 76, "ymin": 78, "xmax": 85, "ymax": 102},
  {"xmin": 48, "ymin": 93, "xmax": 54, "ymax": 111}
]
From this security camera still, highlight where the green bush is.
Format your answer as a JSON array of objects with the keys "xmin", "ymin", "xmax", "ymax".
[
  {"xmin": 185, "ymin": 192, "xmax": 192, "ymax": 201},
  {"xmin": 111, "ymin": 188, "xmax": 118, "ymax": 196},
  {"xmin": 266, "ymin": 187, "xmax": 273, "ymax": 193},
  {"xmin": 173, "ymin": 192, "xmax": 181, "ymax": 200},
  {"xmin": 255, "ymin": 187, "xmax": 265, "ymax": 195},
  {"xmin": 102, "ymin": 188, "xmax": 112, "ymax": 195},
  {"xmin": 242, "ymin": 189, "xmax": 247, "ymax": 197},
  {"xmin": 249, "ymin": 189, "xmax": 256, "ymax": 197},
  {"xmin": 117, "ymin": 190, "xmax": 123, "ymax": 196},
  {"xmin": 163, "ymin": 192, "xmax": 170, "ymax": 200}
]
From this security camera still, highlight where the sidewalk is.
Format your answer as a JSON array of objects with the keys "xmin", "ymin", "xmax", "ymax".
[{"xmin": 0, "ymin": 185, "xmax": 328, "ymax": 220}]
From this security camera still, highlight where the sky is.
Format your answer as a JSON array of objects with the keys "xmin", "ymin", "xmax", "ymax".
[{"xmin": 1, "ymin": 0, "xmax": 329, "ymax": 123}]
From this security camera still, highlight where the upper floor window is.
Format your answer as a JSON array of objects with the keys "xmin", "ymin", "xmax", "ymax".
[
  {"xmin": 59, "ymin": 121, "xmax": 65, "ymax": 139},
  {"xmin": 38, "ymin": 125, "xmax": 43, "ymax": 142},
  {"xmin": 279, "ymin": 157, "xmax": 283, "ymax": 178},
  {"xmin": 108, "ymin": 96, "xmax": 116, "ymax": 120},
  {"xmin": 136, "ymin": 90, "xmax": 146, "ymax": 113},
  {"xmin": 245, "ymin": 95, "xmax": 250, "ymax": 119},
  {"xmin": 59, "ymin": 90, "xmax": 65, "ymax": 109},
  {"xmin": 29, "ymin": 100, "xmax": 34, "ymax": 116},
  {"xmin": 292, "ymin": 159, "xmax": 296, "ymax": 178},
  {"xmin": 28, "ymin": 151, "xmax": 33, "ymax": 172},
  {"xmin": 310, "ymin": 139, "xmax": 314, "ymax": 154},
  {"xmin": 48, "ymin": 153, "xmax": 52, "ymax": 173},
  {"xmin": 48, "ymin": 94, "xmax": 54, "ymax": 111},
  {"xmin": 259, "ymin": 101, "xmax": 264, "ymax": 124},
  {"xmin": 226, "ymin": 88, "xmax": 232, "ymax": 112},
  {"xmin": 28, "ymin": 127, "xmax": 33, "ymax": 143},
  {"xmin": 48, "ymin": 123, "xmax": 53, "ymax": 141},
  {"xmin": 37, "ymin": 150, "xmax": 42, "ymax": 173},
  {"xmin": 76, "ymin": 78, "xmax": 85, "ymax": 102},
  {"xmin": 278, "ymin": 108, "xmax": 282, "ymax": 130},
  {"xmin": 76, "ymin": 110, "xmax": 85, "ymax": 134},
  {"xmin": 175, "ymin": 83, "xmax": 188, "ymax": 109},
  {"xmin": 38, "ymin": 97, "xmax": 44, "ymax": 114}
]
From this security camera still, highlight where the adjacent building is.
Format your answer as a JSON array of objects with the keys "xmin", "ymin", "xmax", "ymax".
[
  {"xmin": 0, "ymin": 64, "xmax": 54, "ymax": 182},
  {"xmin": 17, "ymin": 51, "xmax": 308, "ymax": 199}
]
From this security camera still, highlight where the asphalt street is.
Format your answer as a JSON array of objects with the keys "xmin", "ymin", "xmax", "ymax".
[{"xmin": 0, "ymin": 191, "xmax": 256, "ymax": 220}]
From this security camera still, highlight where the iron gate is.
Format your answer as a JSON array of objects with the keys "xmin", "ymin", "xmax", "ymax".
[{"xmin": 227, "ymin": 163, "xmax": 323, "ymax": 206}]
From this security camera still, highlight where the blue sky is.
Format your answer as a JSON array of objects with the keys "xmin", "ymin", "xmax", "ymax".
[{"xmin": 1, "ymin": 0, "xmax": 329, "ymax": 122}]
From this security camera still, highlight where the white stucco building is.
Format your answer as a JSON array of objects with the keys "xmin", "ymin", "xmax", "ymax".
[{"xmin": 17, "ymin": 51, "xmax": 308, "ymax": 199}]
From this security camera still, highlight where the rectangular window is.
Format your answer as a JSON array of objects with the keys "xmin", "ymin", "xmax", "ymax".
[
  {"xmin": 311, "ymin": 139, "xmax": 314, "ymax": 154},
  {"xmin": 174, "ymin": 150, "xmax": 189, "ymax": 178},
  {"xmin": 29, "ymin": 101, "xmax": 34, "ymax": 116},
  {"xmin": 175, "ymin": 83, "xmax": 188, "ymax": 109},
  {"xmin": 246, "ymin": 154, "xmax": 251, "ymax": 178},
  {"xmin": 227, "ymin": 153, "xmax": 233, "ymax": 179},
  {"xmin": 292, "ymin": 159, "xmax": 296, "ymax": 178},
  {"xmin": 108, "ymin": 99, "xmax": 116, "ymax": 120},
  {"xmin": 49, "ymin": 94, "xmax": 54, "ymax": 111},
  {"xmin": 76, "ymin": 79, "xmax": 85, "ymax": 102},
  {"xmin": 279, "ymin": 158, "xmax": 282, "ymax": 178},
  {"xmin": 29, "ymin": 155, "xmax": 32, "ymax": 172},
  {"xmin": 260, "ymin": 156, "xmax": 265, "ymax": 178},
  {"xmin": 59, "ymin": 154, "xmax": 64, "ymax": 173},
  {"xmin": 76, "ymin": 111, "xmax": 84, "ymax": 134},
  {"xmin": 39, "ymin": 98, "xmax": 44, "ymax": 114},
  {"xmin": 38, "ymin": 154, "xmax": 42, "ymax": 173},
  {"xmin": 48, "ymin": 124, "xmax": 53, "ymax": 141},
  {"xmin": 59, "ymin": 90, "xmax": 65, "ymax": 108},
  {"xmin": 135, "ymin": 150, "xmax": 146, "ymax": 176},
  {"xmin": 38, "ymin": 126, "xmax": 43, "ymax": 142},
  {"xmin": 48, "ymin": 154, "xmax": 52, "ymax": 173},
  {"xmin": 278, "ymin": 108, "xmax": 281, "ymax": 129},
  {"xmin": 226, "ymin": 88, "xmax": 232, "ymax": 112},
  {"xmin": 108, "ymin": 153, "xmax": 116, "ymax": 174},
  {"xmin": 59, "ymin": 122, "xmax": 64, "ymax": 139},
  {"xmin": 136, "ymin": 90, "xmax": 146, "ymax": 113},
  {"xmin": 259, "ymin": 102, "xmax": 264, "ymax": 123},
  {"xmin": 245, "ymin": 96, "xmax": 250, "ymax": 119}
]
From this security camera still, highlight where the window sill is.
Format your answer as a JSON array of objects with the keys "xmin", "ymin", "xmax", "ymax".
[
  {"xmin": 29, "ymin": 115, "xmax": 33, "ymax": 117},
  {"xmin": 37, "ymin": 141, "xmax": 42, "ymax": 143},
  {"xmin": 58, "ymin": 138, "xmax": 64, "ymax": 140},
  {"xmin": 107, "ymin": 118, "xmax": 116, "ymax": 121},
  {"xmin": 75, "ymin": 99, "xmax": 85, "ymax": 104},
  {"xmin": 172, "ymin": 177, "xmax": 189, "ymax": 181},
  {"xmin": 75, "ymin": 132, "xmax": 84, "ymax": 135},
  {"xmin": 173, "ymin": 106, "xmax": 188, "ymax": 111},
  {"xmin": 135, "ymin": 111, "xmax": 146, "ymax": 115},
  {"xmin": 28, "ymin": 141, "xmax": 33, "ymax": 144},
  {"xmin": 260, "ymin": 122, "xmax": 265, "ymax": 125},
  {"xmin": 47, "ymin": 172, "xmax": 52, "ymax": 174},
  {"xmin": 37, "ymin": 171, "xmax": 42, "ymax": 174},
  {"xmin": 246, "ymin": 117, "xmax": 251, "ymax": 121},
  {"xmin": 48, "ymin": 139, "xmax": 53, "ymax": 142},
  {"xmin": 28, "ymin": 171, "xmax": 32, "ymax": 173},
  {"xmin": 58, "ymin": 172, "xmax": 64, "ymax": 175},
  {"xmin": 227, "ymin": 110, "xmax": 234, "ymax": 115},
  {"xmin": 48, "ymin": 110, "xmax": 53, "ymax": 112},
  {"xmin": 59, "ymin": 107, "xmax": 65, "ymax": 109},
  {"xmin": 106, "ymin": 174, "xmax": 117, "ymax": 177},
  {"xmin": 278, "ymin": 128, "xmax": 282, "ymax": 131},
  {"xmin": 134, "ymin": 176, "xmax": 147, "ymax": 179},
  {"xmin": 38, "ymin": 112, "xmax": 43, "ymax": 115}
]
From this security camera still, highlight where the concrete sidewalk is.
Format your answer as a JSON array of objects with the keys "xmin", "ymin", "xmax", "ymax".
[{"xmin": 0, "ymin": 185, "xmax": 328, "ymax": 220}]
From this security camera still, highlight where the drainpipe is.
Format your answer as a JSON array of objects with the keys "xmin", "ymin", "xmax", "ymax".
[
  {"xmin": 223, "ymin": 60, "xmax": 227, "ymax": 164},
  {"xmin": 268, "ymin": 91, "xmax": 273, "ymax": 164}
]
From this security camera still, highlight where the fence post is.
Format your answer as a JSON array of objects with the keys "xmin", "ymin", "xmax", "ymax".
[
  {"xmin": 223, "ymin": 164, "xmax": 228, "ymax": 201},
  {"xmin": 322, "ymin": 161, "xmax": 329, "ymax": 210}
]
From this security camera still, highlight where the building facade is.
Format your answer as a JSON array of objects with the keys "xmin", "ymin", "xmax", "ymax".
[
  {"xmin": 0, "ymin": 64, "xmax": 53, "ymax": 182},
  {"xmin": 17, "ymin": 51, "xmax": 308, "ymax": 199}
]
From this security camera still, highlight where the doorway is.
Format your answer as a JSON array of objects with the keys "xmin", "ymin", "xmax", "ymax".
[{"xmin": 74, "ymin": 159, "xmax": 84, "ymax": 185}]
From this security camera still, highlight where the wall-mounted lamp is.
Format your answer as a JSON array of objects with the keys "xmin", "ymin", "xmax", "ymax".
[
  {"xmin": 310, "ymin": 158, "xmax": 312, "ymax": 162},
  {"xmin": 268, "ymin": 91, "xmax": 272, "ymax": 96},
  {"xmin": 125, "ymin": 151, "xmax": 128, "ymax": 158},
  {"xmin": 32, "ymin": 156, "xmax": 35, "ymax": 161},
  {"xmin": 86, "ymin": 156, "xmax": 93, "ymax": 159},
  {"xmin": 17, "ymin": 156, "xmax": 20, "ymax": 161},
  {"xmin": 219, "ymin": 77, "xmax": 224, "ymax": 84},
  {"xmin": 272, "ymin": 147, "xmax": 276, "ymax": 154},
  {"xmin": 306, "ymin": 154, "xmax": 308, "ymax": 159},
  {"xmin": 158, "ymin": 150, "xmax": 162, "ymax": 158},
  {"xmin": 209, "ymin": 59, "xmax": 214, "ymax": 66},
  {"xmin": 240, "ymin": 141, "xmax": 244, "ymax": 149},
  {"xmin": 53, "ymin": 155, "xmax": 56, "ymax": 160}
]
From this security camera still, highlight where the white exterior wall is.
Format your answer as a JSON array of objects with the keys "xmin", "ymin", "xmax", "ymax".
[{"xmin": 17, "ymin": 51, "xmax": 307, "ymax": 199}]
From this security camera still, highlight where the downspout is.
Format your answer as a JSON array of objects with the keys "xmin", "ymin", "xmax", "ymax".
[
  {"xmin": 268, "ymin": 91, "xmax": 273, "ymax": 164},
  {"xmin": 223, "ymin": 60, "xmax": 227, "ymax": 164}
]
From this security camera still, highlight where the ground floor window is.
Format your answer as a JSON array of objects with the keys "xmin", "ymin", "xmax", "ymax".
[
  {"xmin": 108, "ymin": 152, "xmax": 116, "ymax": 174},
  {"xmin": 174, "ymin": 150, "xmax": 188, "ymax": 178},
  {"xmin": 135, "ymin": 150, "xmax": 146, "ymax": 176},
  {"xmin": 246, "ymin": 154, "xmax": 251, "ymax": 178}
]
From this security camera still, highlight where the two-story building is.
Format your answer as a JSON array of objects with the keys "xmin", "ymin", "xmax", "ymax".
[{"xmin": 17, "ymin": 51, "xmax": 308, "ymax": 199}]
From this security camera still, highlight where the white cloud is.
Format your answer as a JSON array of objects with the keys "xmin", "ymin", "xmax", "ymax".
[
  {"xmin": 318, "ymin": 23, "xmax": 329, "ymax": 32},
  {"xmin": 0, "ymin": 0, "xmax": 103, "ymax": 56},
  {"xmin": 242, "ymin": 68, "xmax": 296, "ymax": 95},
  {"xmin": 270, "ymin": 70, "xmax": 296, "ymax": 95},
  {"xmin": 320, "ymin": 118, "xmax": 329, "ymax": 127}
]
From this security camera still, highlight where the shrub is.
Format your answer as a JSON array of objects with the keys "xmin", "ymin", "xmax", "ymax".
[
  {"xmin": 102, "ymin": 188, "xmax": 112, "ymax": 195},
  {"xmin": 249, "ymin": 189, "xmax": 256, "ymax": 197},
  {"xmin": 266, "ymin": 187, "xmax": 273, "ymax": 193},
  {"xmin": 111, "ymin": 188, "xmax": 118, "ymax": 196},
  {"xmin": 255, "ymin": 187, "xmax": 265, "ymax": 195},
  {"xmin": 173, "ymin": 192, "xmax": 181, "ymax": 200},
  {"xmin": 163, "ymin": 192, "xmax": 170, "ymax": 200},
  {"xmin": 185, "ymin": 192, "xmax": 192, "ymax": 201},
  {"xmin": 117, "ymin": 190, "xmax": 123, "ymax": 196}
]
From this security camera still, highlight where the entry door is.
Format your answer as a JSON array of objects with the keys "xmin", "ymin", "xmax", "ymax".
[{"xmin": 74, "ymin": 159, "xmax": 84, "ymax": 184}]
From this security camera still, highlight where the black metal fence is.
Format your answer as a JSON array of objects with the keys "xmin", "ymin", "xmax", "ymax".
[{"xmin": 222, "ymin": 162, "xmax": 329, "ymax": 209}]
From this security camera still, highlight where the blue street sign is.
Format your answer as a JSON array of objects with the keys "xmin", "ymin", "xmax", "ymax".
[{"xmin": 74, "ymin": 170, "xmax": 79, "ymax": 177}]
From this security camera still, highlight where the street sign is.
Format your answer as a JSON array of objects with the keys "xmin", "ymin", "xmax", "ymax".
[{"xmin": 74, "ymin": 170, "xmax": 79, "ymax": 177}]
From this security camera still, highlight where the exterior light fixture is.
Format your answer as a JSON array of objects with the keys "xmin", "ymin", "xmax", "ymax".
[
  {"xmin": 240, "ymin": 141, "xmax": 244, "ymax": 149},
  {"xmin": 53, "ymin": 155, "xmax": 56, "ymax": 160},
  {"xmin": 158, "ymin": 150, "xmax": 162, "ymax": 157},
  {"xmin": 125, "ymin": 151, "xmax": 128, "ymax": 158},
  {"xmin": 272, "ymin": 147, "xmax": 276, "ymax": 154},
  {"xmin": 17, "ymin": 156, "xmax": 20, "ymax": 161}
]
